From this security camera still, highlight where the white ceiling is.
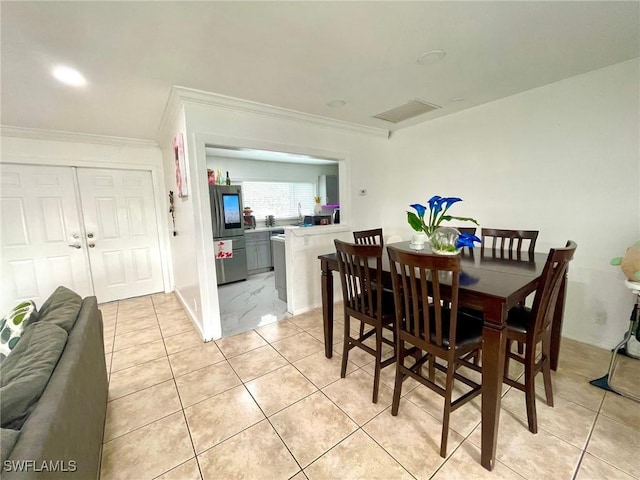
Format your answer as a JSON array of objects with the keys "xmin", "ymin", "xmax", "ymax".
[{"xmin": 2, "ymin": 1, "xmax": 638, "ymax": 142}]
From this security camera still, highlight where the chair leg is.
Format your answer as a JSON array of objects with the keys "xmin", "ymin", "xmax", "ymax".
[
  {"xmin": 440, "ymin": 363, "xmax": 455, "ymax": 458},
  {"xmin": 391, "ymin": 341, "xmax": 404, "ymax": 416},
  {"xmin": 524, "ymin": 359, "xmax": 538, "ymax": 434},
  {"xmin": 428, "ymin": 355, "xmax": 435, "ymax": 381},
  {"xmin": 517, "ymin": 342, "xmax": 524, "ymax": 354},
  {"xmin": 340, "ymin": 315, "xmax": 350, "ymax": 378},
  {"xmin": 372, "ymin": 325, "xmax": 382, "ymax": 403},
  {"xmin": 504, "ymin": 339, "xmax": 513, "ymax": 379},
  {"xmin": 542, "ymin": 339, "xmax": 554, "ymax": 407}
]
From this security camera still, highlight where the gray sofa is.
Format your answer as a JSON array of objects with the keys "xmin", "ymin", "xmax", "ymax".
[{"xmin": 1, "ymin": 287, "xmax": 108, "ymax": 479}]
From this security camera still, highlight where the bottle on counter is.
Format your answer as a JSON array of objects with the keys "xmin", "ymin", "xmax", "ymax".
[{"xmin": 225, "ymin": 171, "xmax": 231, "ymax": 185}]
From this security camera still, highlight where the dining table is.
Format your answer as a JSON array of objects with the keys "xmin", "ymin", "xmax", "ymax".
[{"xmin": 318, "ymin": 241, "xmax": 568, "ymax": 471}]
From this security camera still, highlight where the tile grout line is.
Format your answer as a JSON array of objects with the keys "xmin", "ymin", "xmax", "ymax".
[{"xmin": 153, "ymin": 297, "xmax": 205, "ymax": 480}]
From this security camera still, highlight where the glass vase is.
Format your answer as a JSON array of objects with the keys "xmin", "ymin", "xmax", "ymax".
[{"xmin": 431, "ymin": 226, "xmax": 461, "ymax": 255}]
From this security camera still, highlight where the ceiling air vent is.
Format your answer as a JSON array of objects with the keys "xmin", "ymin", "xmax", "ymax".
[{"xmin": 373, "ymin": 99, "xmax": 441, "ymax": 123}]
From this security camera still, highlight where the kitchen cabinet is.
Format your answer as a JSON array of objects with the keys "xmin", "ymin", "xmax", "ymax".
[
  {"xmin": 318, "ymin": 174, "xmax": 339, "ymax": 205},
  {"xmin": 245, "ymin": 231, "xmax": 272, "ymax": 274}
]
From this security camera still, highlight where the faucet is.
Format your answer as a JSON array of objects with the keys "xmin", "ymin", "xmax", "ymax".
[{"xmin": 298, "ymin": 203, "xmax": 303, "ymax": 225}]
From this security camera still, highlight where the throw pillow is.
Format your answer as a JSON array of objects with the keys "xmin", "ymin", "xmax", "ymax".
[
  {"xmin": 0, "ymin": 322, "xmax": 68, "ymax": 429},
  {"xmin": 36, "ymin": 286, "xmax": 82, "ymax": 332},
  {"xmin": 0, "ymin": 300, "xmax": 37, "ymax": 362}
]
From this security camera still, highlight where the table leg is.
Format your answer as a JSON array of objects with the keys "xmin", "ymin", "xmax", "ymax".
[
  {"xmin": 481, "ymin": 318, "xmax": 507, "ymax": 471},
  {"xmin": 321, "ymin": 261, "xmax": 334, "ymax": 358},
  {"xmin": 550, "ymin": 274, "xmax": 567, "ymax": 371}
]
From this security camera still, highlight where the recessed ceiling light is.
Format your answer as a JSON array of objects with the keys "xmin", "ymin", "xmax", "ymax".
[
  {"xmin": 417, "ymin": 50, "xmax": 446, "ymax": 66},
  {"xmin": 327, "ymin": 99, "xmax": 346, "ymax": 108},
  {"xmin": 52, "ymin": 66, "xmax": 87, "ymax": 87},
  {"xmin": 449, "ymin": 97, "xmax": 465, "ymax": 103}
]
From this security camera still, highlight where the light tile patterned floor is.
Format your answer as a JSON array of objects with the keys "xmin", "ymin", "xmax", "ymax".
[{"xmin": 99, "ymin": 293, "xmax": 640, "ymax": 480}]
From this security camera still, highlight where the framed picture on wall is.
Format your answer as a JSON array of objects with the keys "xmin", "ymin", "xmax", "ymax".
[{"xmin": 173, "ymin": 133, "xmax": 188, "ymax": 197}]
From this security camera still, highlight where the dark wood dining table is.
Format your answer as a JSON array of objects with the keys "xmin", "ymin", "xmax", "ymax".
[{"xmin": 318, "ymin": 241, "xmax": 568, "ymax": 471}]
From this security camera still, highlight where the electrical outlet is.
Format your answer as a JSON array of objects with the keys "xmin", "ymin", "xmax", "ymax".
[
  {"xmin": 595, "ymin": 311, "xmax": 607, "ymax": 325},
  {"xmin": 358, "ymin": 189, "xmax": 367, "ymax": 196}
]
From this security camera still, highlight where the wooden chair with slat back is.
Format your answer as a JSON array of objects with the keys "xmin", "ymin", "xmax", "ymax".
[
  {"xmin": 503, "ymin": 240, "xmax": 577, "ymax": 433},
  {"xmin": 387, "ymin": 246, "xmax": 483, "ymax": 457},
  {"xmin": 353, "ymin": 228, "xmax": 384, "ymax": 247},
  {"xmin": 334, "ymin": 240, "xmax": 396, "ymax": 403},
  {"xmin": 481, "ymin": 228, "xmax": 539, "ymax": 260},
  {"xmin": 353, "ymin": 228, "xmax": 388, "ymax": 338},
  {"xmin": 481, "ymin": 228, "xmax": 539, "ymax": 354}
]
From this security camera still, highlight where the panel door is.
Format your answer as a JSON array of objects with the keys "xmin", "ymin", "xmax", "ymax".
[
  {"xmin": 76, "ymin": 168, "xmax": 163, "ymax": 303},
  {"xmin": 0, "ymin": 163, "xmax": 93, "ymax": 311}
]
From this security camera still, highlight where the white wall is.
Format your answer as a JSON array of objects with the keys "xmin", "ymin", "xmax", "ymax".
[
  {"xmin": 156, "ymin": 107, "xmax": 212, "ymax": 339},
  {"xmin": 382, "ymin": 59, "xmax": 640, "ymax": 348}
]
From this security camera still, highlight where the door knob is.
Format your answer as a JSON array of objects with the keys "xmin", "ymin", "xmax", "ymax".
[
  {"xmin": 88, "ymin": 243, "xmax": 95, "ymax": 248},
  {"xmin": 68, "ymin": 244, "xmax": 81, "ymax": 249}
]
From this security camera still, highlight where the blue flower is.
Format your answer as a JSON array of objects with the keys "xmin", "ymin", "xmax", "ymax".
[
  {"xmin": 456, "ymin": 233, "xmax": 482, "ymax": 249},
  {"xmin": 410, "ymin": 203, "xmax": 427, "ymax": 218},
  {"xmin": 428, "ymin": 195, "xmax": 443, "ymax": 217},
  {"xmin": 407, "ymin": 194, "xmax": 479, "ymax": 237},
  {"xmin": 441, "ymin": 197, "xmax": 462, "ymax": 209}
]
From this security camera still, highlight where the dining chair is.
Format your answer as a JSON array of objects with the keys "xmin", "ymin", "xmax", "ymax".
[
  {"xmin": 503, "ymin": 240, "xmax": 577, "ymax": 434},
  {"xmin": 387, "ymin": 246, "xmax": 483, "ymax": 457},
  {"xmin": 481, "ymin": 228, "xmax": 539, "ymax": 259},
  {"xmin": 353, "ymin": 228, "xmax": 391, "ymax": 338},
  {"xmin": 481, "ymin": 228, "xmax": 540, "ymax": 353},
  {"xmin": 334, "ymin": 240, "xmax": 396, "ymax": 403},
  {"xmin": 353, "ymin": 228, "xmax": 384, "ymax": 247},
  {"xmin": 455, "ymin": 226, "xmax": 477, "ymax": 236}
]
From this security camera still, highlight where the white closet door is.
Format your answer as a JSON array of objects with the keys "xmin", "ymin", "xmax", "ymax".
[
  {"xmin": 76, "ymin": 168, "xmax": 163, "ymax": 303},
  {"xmin": 0, "ymin": 163, "xmax": 93, "ymax": 311}
]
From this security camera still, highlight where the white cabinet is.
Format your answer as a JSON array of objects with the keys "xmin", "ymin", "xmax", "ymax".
[
  {"xmin": 318, "ymin": 174, "xmax": 339, "ymax": 205},
  {"xmin": 271, "ymin": 237, "xmax": 286, "ymax": 302},
  {"xmin": 245, "ymin": 231, "xmax": 272, "ymax": 274}
]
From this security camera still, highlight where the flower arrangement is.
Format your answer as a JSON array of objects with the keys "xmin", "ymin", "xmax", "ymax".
[{"xmin": 407, "ymin": 195, "xmax": 481, "ymax": 252}]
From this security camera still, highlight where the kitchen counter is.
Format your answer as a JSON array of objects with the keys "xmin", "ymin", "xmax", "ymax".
[{"xmin": 244, "ymin": 226, "xmax": 288, "ymax": 234}]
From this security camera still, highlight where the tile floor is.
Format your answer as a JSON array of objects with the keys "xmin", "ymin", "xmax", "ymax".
[
  {"xmin": 218, "ymin": 271, "xmax": 288, "ymax": 337},
  {"xmin": 99, "ymin": 293, "xmax": 639, "ymax": 480}
]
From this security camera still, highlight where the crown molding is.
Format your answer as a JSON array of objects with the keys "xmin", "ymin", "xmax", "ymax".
[
  {"xmin": 156, "ymin": 86, "xmax": 389, "ymax": 142},
  {"xmin": 0, "ymin": 125, "xmax": 158, "ymax": 149}
]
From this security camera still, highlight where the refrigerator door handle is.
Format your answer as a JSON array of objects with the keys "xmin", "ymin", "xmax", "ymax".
[{"xmin": 212, "ymin": 188, "xmax": 222, "ymax": 238}]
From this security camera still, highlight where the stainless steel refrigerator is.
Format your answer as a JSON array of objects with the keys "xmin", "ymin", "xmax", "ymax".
[{"xmin": 210, "ymin": 184, "xmax": 247, "ymax": 285}]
